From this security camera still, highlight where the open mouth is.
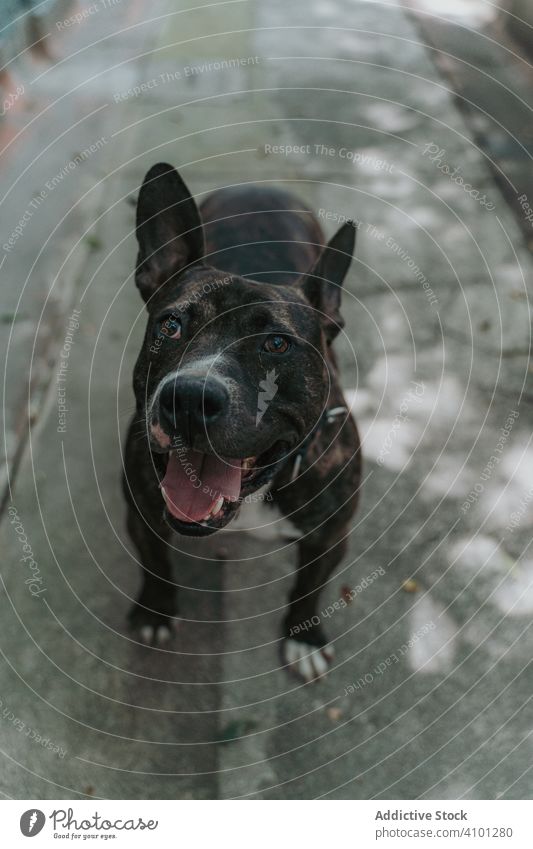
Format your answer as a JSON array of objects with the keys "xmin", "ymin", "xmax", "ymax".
[{"xmin": 159, "ymin": 442, "xmax": 286, "ymax": 536}]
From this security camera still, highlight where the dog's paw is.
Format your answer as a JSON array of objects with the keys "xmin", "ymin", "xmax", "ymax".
[
  {"xmin": 128, "ymin": 605, "xmax": 178, "ymax": 646},
  {"xmin": 282, "ymin": 638, "xmax": 335, "ymax": 682},
  {"xmin": 138, "ymin": 622, "xmax": 175, "ymax": 646}
]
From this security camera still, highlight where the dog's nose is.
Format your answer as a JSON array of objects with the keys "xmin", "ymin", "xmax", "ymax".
[{"xmin": 159, "ymin": 374, "xmax": 228, "ymax": 436}]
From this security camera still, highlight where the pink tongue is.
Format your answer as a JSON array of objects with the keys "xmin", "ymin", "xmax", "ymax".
[{"xmin": 161, "ymin": 449, "xmax": 242, "ymax": 523}]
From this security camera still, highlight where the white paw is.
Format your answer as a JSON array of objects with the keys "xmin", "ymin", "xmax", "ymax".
[
  {"xmin": 138, "ymin": 623, "xmax": 173, "ymax": 646},
  {"xmin": 283, "ymin": 638, "xmax": 335, "ymax": 682}
]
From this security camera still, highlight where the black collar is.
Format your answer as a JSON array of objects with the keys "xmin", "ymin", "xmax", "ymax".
[{"xmin": 289, "ymin": 406, "xmax": 348, "ymax": 482}]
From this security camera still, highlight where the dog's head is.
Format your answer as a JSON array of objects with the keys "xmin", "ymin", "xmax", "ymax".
[{"xmin": 133, "ymin": 163, "xmax": 356, "ymax": 536}]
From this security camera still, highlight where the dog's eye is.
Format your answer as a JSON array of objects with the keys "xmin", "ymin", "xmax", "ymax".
[
  {"xmin": 263, "ymin": 334, "xmax": 291, "ymax": 354},
  {"xmin": 157, "ymin": 314, "xmax": 181, "ymax": 340}
]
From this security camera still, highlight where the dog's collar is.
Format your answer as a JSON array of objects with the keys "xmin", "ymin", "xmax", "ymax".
[{"xmin": 289, "ymin": 406, "xmax": 348, "ymax": 482}]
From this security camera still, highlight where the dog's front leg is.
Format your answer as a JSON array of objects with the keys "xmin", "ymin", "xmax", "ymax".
[
  {"xmin": 126, "ymin": 504, "xmax": 178, "ymax": 645},
  {"xmin": 282, "ymin": 519, "xmax": 349, "ymax": 682}
]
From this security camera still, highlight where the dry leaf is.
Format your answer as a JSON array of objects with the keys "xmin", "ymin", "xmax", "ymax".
[
  {"xmin": 341, "ymin": 585, "xmax": 353, "ymax": 603},
  {"xmin": 326, "ymin": 707, "xmax": 343, "ymax": 721}
]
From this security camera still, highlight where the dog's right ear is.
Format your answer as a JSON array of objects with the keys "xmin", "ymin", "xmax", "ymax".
[{"xmin": 135, "ymin": 163, "xmax": 205, "ymax": 304}]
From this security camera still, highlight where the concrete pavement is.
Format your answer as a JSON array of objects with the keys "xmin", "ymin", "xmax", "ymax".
[{"xmin": 0, "ymin": 0, "xmax": 532, "ymax": 799}]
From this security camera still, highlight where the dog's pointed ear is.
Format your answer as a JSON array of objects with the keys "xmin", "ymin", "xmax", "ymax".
[
  {"xmin": 135, "ymin": 163, "xmax": 205, "ymax": 304},
  {"xmin": 297, "ymin": 221, "xmax": 356, "ymax": 343}
]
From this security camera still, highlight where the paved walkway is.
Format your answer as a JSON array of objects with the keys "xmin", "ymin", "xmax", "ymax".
[{"xmin": 0, "ymin": 0, "xmax": 532, "ymax": 799}]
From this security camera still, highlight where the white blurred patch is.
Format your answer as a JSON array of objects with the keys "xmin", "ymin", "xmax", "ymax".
[
  {"xmin": 363, "ymin": 102, "xmax": 419, "ymax": 133},
  {"xmin": 450, "ymin": 535, "xmax": 533, "ymax": 617},
  {"xmin": 422, "ymin": 455, "xmax": 471, "ymax": 498},
  {"xmin": 364, "ymin": 174, "xmax": 413, "ymax": 200},
  {"xmin": 409, "ymin": 206, "xmax": 445, "ymax": 229},
  {"xmin": 467, "ymin": 440, "xmax": 533, "ymax": 533},
  {"xmin": 408, "ymin": 594, "xmax": 457, "ymax": 673},
  {"xmin": 411, "ymin": 0, "xmax": 496, "ymax": 27},
  {"xmin": 366, "ymin": 354, "xmax": 412, "ymax": 392},
  {"xmin": 345, "ymin": 357, "xmax": 426, "ymax": 470},
  {"xmin": 360, "ymin": 416, "xmax": 418, "ymax": 470},
  {"xmin": 344, "ymin": 387, "xmax": 370, "ymax": 416},
  {"xmin": 500, "ymin": 442, "xmax": 533, "ymax": 492},
  {"xmin": 382, "ymin": 307, "xmax": 406, "ymax": 338},
  {"xmin": 344, "ymin": 367, "xmax": 475, "ymax": 480},
  {"xmin": 481, "ymin": 482, "xmax": 533, "ymax": 535},
  {"xmin": 449, "ymin": 534, "xmax": 501, "ymax": 572},
  {"xmin": 414, "ymin": 375, "xmax": 467, "ymax": 424},
  {"xmin": 492, "ymin": 559, "xmax": 533, "ymax": 616}
]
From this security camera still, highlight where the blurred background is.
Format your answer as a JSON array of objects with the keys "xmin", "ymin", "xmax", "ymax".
[{"xmin": 0, "ymin": 0, "xmax": 532, "ymax": 800}]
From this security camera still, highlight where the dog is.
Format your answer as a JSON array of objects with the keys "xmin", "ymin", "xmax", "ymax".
[{"xmin": 123, "ymin": 163, "xmax": 361, "ymax": 681}]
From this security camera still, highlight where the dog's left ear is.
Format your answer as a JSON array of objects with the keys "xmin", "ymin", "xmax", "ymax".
[
  {"xmin": 298, "ymin": 221, "xmax": 356, "ymax": 343},
  {"xmin": 135, "ymin": 162, "xmax": 205, "ymax": 304}
]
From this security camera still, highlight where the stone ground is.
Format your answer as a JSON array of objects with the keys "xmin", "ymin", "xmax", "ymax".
[{"xmin": 0, "ymin": 0, "xmax": 532, "ymax": 799}]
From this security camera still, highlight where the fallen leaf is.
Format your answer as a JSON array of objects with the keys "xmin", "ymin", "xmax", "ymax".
[
  {"xmin": 326, "ymin": 707, "xmax": 343, "ymax": 721},
  {"xmin": 85, "ymin": 234, "xmax": 102, "ymax": 250},
  {"xmin": 341, "ymin": 585, "xmax": 353, "ymax": 604}
]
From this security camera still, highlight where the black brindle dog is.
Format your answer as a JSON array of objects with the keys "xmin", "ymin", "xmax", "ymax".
[{"xmin": 123, "ymin": 163, "xmax": 361, "ymax": 681}]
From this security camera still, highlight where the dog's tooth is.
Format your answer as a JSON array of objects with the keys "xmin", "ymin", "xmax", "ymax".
[{"xmin": 206, "ymin": 496, "xmax": 225, "ymax": 520}]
